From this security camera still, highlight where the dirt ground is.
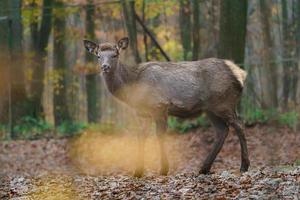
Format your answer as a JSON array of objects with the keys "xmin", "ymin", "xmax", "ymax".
[{"xmin": 0, "ymin": 125, "xmax": 299, "ymax": 199}]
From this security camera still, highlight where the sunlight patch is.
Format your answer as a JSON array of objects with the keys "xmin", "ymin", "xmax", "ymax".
[{"xmin": 69, "ymin": 131, "xmax": 183, "ymax": 175}]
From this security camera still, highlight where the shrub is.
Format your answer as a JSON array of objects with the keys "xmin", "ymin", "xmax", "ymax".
[
  {"xmin": 0, "ymin": 124, "xmax": 7, "ymax": 140},
  {"xmin": 278, "ymin": 111, "xmax": 298, "ymax": 129},
  {"xmin": 12, "ymin": 116, "xmax": 53, "ymax": 140},
  {"xmin": 294, "ymin": 160, "xmax": 300, "ymax": 166},
  {"xmin": 85, "ymin": 122, "xmax": 121, "ymax": 135},
  {"xmin": 168, "ymin": 115, "xmax": 209, "ymax": 133},
  {"xmin": 243, "ymin": 108, "xmax": 278, "ymax": 126},
  {"xmin": 56, "ymin": 121, "xmax": 87, "ymax": 137}
]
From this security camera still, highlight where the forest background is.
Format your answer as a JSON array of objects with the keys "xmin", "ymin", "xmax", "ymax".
[{"xmin": 0, "ymin": 0, "xmax": 300, "ymax": 140}]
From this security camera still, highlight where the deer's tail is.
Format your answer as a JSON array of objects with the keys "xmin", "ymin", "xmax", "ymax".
[{"xmin": 224, "ymin": 60, "xmax": 247, "ymax": 88}]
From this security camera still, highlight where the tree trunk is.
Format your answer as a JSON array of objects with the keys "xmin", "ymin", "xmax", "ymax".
[
  {"xmin": 0, "ymin": 1, "xmax": 9, "ymax": 51},
  {"xmin": 259, "ymin": 0, "xmax": 278, "ymax": 108},
  {"xmin": 218, "ymin": 0, "xmax": 248, "ymax": 65},
  {"xmin": 141, "ymin": 0, "xmax": 149, "ymax": 61},
  {"xmin": 53, "ymin": 1, "xmax": 71, "ymax": 126},
  {"xmin": 121, "ymin": 0, "xmax": 141, "ymax": 63},
  {"xmin": 292, "ymin": 0, "xmax": 300, "ymax": 104},
  {"xmin": 0, "ymin": 1, "xmax": 9, "ymax": 124},
  {"xmin": 85, "ymin": 0, "xmax": 99, "ymax": 123},
  {"xmin": 192, "ymin": 0, "xmax": 200, "ymax": 61},
  {"xmin": 30, "ymin": 0, "xmax": 53, "ymax": 119},
  {"xmin": 0, "ymin": 0, "xmax": 28, "ymax": 138},
  {"xmin": 281, "ymin": 0, "xmax": 292, "ymax": 109},
  {"xmin": 8, "ymin": 0, "xmax": 27, "ymax": 126},
  {"xmin": 179, "ymin": 0, "xmax": 192, "ymax": 60}
]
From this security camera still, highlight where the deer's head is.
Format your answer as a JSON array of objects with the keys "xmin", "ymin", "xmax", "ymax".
[{"xmin": 83, "ymin": 37, "xmax": 129, "ymax": 74}]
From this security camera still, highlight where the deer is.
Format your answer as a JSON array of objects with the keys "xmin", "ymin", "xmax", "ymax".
[{"xmin": 83, "ymin": 37, "xmax": 250, "ymax": 177}]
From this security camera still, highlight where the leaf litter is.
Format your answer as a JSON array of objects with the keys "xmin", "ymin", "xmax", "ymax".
[{"xmin": 0, "ymin": 125, "xmax": 299, "ymax": 199}]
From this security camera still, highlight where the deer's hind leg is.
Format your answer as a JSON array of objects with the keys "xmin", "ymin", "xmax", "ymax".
[
  {"xmin": 199, "ymin": 112, "xmax": 229, "ymax": 174},
  {"xmin": 229, "ymin": 114, "xmax": 250, "ymax": 172}
]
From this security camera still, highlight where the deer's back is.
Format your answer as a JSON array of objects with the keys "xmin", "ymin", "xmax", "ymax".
[{"xmin": 129, "ymin": 58, "xmax": 246, "ymax": 117}]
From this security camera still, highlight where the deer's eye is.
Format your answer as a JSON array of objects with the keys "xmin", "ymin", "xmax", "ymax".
[{"xmin": 112, "ymin": 54, "xmax": 118, "ymax": 58}]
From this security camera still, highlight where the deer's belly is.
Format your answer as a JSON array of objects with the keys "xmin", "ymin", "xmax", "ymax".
[{"xmin": 168, "ymin": 101, "xmax": 203, "ymax": 118}]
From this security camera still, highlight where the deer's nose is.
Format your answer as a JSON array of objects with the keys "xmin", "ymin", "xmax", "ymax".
[{"xmin": 102, "ymin": 64, "xmax": 110, "ymax": 72}]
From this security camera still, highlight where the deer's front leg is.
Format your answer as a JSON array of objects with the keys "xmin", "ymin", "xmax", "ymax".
[
  {"xmin": 155, "ymin": 115, "xmax": 169, "ymax": 176},
  {"xmin": 134, "ymin": 118, "xmax": 149, "ymax": 178}
]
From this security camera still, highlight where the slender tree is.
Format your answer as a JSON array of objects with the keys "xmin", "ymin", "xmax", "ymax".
[
  {"xmin": 0, "ymin": 0, "xmax": 28, "ymax": 138},
  {"xmin": 259, "ymin": 0, "xmax": 278, "ymax": 108},
  {"xmin": 192, "ymin": 0, "xmax": 200, "ymax": 60},
  {"xmin": 30, "ymin": 0, "xmax": 53, "ymax": 119},
  {"xmin": 0, "ymin": 1, "xmax": 10, "ymax": 125},
  {"xmin": 8, "ymin": 0, "xmax": 27, "ymax": 125},
  {"xmin": 53, "ymin": 1, "xmax": 71, "ymax": 126},
  {"xmin": 179, "ymin": 0, "xmax": 192, "ymax": 60},
  {"xmin": 218, "ymin": 0, "xmax": 248, "ymax": 65},
  {"xmin": 85, "ymin": 0, "xmax": 99, "ymax": 122},
  {"xmin": 281, "ymin": 0, "xmax": 292, "ymax": 109},
  {"xmin": 141, "ymin": 0, "xmax": 149, "ymax": 61},
  {"xmin": 293, "ymin": 0, "xmax": 300, "ymax": 104},
  {"xmin": 0, "ymin": 1, "xmax": 9, "ymax": 51},
  {"xmin": 121, "ymin": 0, "xmax": 141, "ymax": 63}
]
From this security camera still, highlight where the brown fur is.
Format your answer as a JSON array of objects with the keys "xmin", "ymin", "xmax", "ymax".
[
  {"xmin": 103, "ymin": 58, "xmax": 246, "ymax": 119},
  {"xmin": 84, "ymin": 38, "xmax": 250, "ymax": 177},
  {"xmin": 99, "ymin": 43, "xmax": 117, "ymax": 51}
]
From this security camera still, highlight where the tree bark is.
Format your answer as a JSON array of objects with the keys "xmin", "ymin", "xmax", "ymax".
[
  {"xmin": 291, "ymin": 0, "xmax": 300, "ymax": 104},
  {"xmin": 53, "ymin": 1, "xmax": 71, "ymax": 126},
  {"xmin": 85, "ymin": 0, "xmax": 99, "ymax": 123},
  {"xmin": 0, "ymin": 1, "xmax": 10, "ymax": 124},
  {"xmin": 192, "ymin": 0, "xmax": 200, "ymax": 61},
  {"xmin": 259, "ymin": 0, "xmax": 278, "ymax": 108},
  {"xmin": 135, "ymin": 13, "xmax": 171, "ymax": 61},
  {"xmin": 281, "ymin": 0, "xmax": 292, "ymax": 109},
  {"xmin": 179, "ymin": 0, "xmax": 192, "ymax": 60},
  {"xmin": 121, "ymin": 0, "xmax": 141, "ymax": 63},
  {"xmin": 8, "ymin": 0, "xmax": 27, "ymax": 125},
  {"xmin": 141, "ymin": 0, "xmax": 149, "ymax": 61},
  {"xmin": 0, "ymin": 0, "xmax": 28, "ymax": 138},
  {"xmin": 0, "ymin": 1, "xmax": 9, "ymax": 51},
  {"xmin": 30, "ymin": 0, "xmax": 53, "ymax": 119},
  {"xmin": 218, "ymin": 0, "xmax": 248, "ymax": 65}
]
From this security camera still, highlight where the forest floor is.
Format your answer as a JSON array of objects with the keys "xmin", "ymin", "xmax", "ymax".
[{"xmin": 0, "ymin": 125, "xmax": 300, "ymax": 199}]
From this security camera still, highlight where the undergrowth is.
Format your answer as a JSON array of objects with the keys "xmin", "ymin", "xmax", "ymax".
[{"xmin": 0, "ymin": 107, "xmax": 298, "ymax": 140}]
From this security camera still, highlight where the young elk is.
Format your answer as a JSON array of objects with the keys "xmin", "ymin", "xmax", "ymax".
[{"xmin": 83, "ymin": 37, "xmax": 250, "ymax": 177}]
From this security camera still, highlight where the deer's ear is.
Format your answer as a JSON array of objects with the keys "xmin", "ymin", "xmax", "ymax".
[
  {"xmin": 117, "ymin": 37, "xmax": 129, "ymax": 50},
  {"xmin": 83, "ymin": 40, "xmax": 99, "ymax": 55}
]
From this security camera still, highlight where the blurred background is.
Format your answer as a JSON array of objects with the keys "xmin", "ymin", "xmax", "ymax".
[{"xmin": 0, "ymin": 0, "xmax": 300, "ymax": 140}]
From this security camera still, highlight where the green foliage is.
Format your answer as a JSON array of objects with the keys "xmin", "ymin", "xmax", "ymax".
[
  {"xmin": 168, "ymin": 115, "xmax": 209, "ymax": 133},
  {"xmin": 195, "ymin": 116, "xmax": 210, "ymax": 128},
  {"xmin": 1, "ymin": 109, "xmax": 298, "ymax": 141},
  {"xmin": 242, "ymin": 105, "xmax": 299, "ymax": 129},
  {"xmin": 84, "ymin": 122, "xmax": 120, "ymax": 135},
  {"xmin": 56, "ymin": 121, "xmax": 87, "ymax": 137},
  {"xmin": 294, "ymin": 160, "xmax": 300, "ymax": 166},
  {"xmin": 13, "ymin": 116, "xmax": 53, "ymax": 140},
  {"xmin": 243, "ymin": 108, "xmax": 277, "ymax": 125},
  {"xmin": 1, "ymin": 117, "xmax": 87, "ymax": 140},
  {"xmin": 0, "ymin": 124, "xmax": 7, "ymax": 140},
  {"xmin": 278, "ymin": 111, "xmax": 298, "ymax": 129}
]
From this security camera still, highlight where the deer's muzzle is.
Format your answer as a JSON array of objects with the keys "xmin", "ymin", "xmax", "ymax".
[{"xmin": 102, "ymin": 64, "xmax": 111, "ymax": 73}]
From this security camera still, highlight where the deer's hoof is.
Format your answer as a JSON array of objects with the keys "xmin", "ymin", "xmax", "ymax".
[
  {"xmin": 133, "ymin": 169, "xmax": 144, "ymax": 178},
  {"xmin": 199, "ymin": 167, "xmax": 210, "ymax": 175},
  {"xmin": 240, "ymin": 164, "xmax": 249, "ymax": 173},
  {"xmin": 240, "ymin": 159, "xmax": 250, "ymax": 173}
]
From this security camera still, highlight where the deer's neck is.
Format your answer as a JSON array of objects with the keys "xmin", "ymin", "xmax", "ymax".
[{"xmin": 102, "ymin": 62, "xmax": 138, "ymax": 99}]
